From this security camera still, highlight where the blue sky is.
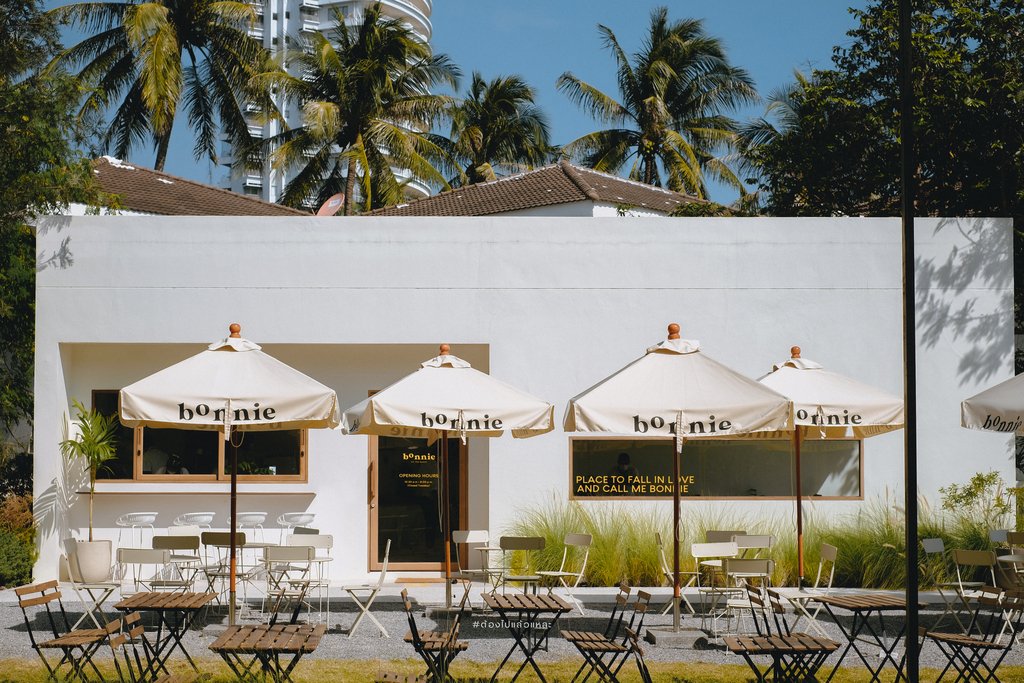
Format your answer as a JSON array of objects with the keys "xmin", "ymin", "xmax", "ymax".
[{"xmin": 121, "ymin": 1, "xmax": 869, "ymax": 204}]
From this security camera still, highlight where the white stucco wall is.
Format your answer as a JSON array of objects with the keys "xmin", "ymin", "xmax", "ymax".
[{"xmin": 33, "ymin": 215, "xmax": 1014, "ymax": 581}]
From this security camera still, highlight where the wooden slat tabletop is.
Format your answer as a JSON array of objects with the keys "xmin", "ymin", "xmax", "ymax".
[
  {"xmin": 114, "ymin": 591, "xmax": 217, "ymax": 611},
  {"xmin": 483, "ymin": 593, "xmax": 571, "ymax": 612},
  {"xmin": 209, "ymin": 624, "xmax": 327, "ymax": 654},
  {"xmin": 811, "ymin": 593, "xmax": 926, "ymax": 611}
]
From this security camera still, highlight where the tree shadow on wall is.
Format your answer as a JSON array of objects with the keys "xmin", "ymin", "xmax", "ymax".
[{"xmin": 915, "ymin": 217, "xmax": 1013, "ymax": 385}]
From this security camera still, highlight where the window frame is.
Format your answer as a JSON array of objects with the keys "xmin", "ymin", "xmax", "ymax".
[
  {"xmin": 91, "ymin": 389, "xmax": 308, "ymax": 483},
  {"xmin": 567, "ymin": 435, "xmax": 864, "ymax": 501}
]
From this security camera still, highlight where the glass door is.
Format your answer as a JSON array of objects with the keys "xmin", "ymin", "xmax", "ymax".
[{"xmin": 368, "ymin": 436, "xmax": 466, "ymax": 571}]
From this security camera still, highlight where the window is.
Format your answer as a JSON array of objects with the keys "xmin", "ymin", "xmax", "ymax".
[
  {"xmin": 91, "ymin": 390, "xmax": 306, "ymax": 482},
  {"xmin": 569, "ymin": 437, "xmax": 862, "ymax": 499}
]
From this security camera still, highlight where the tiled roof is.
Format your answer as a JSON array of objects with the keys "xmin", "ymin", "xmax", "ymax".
[
  {"xmin": 92, "ymin": 157, "xmax": 308, "ymax": 216},
  {"xmin": 367, "ymin": 160, "xmax": 703, "ymax": 216}
]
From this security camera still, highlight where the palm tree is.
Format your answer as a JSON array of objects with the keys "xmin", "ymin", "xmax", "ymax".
[
  {"xmin": 430, "ymin": 72, "xmax": 552, "ymax": 186},
  {"xmin": 556, "ymin": 6, "xmax": 758, "ymax": 199},
  {"xmin": 260, "ymin": 3, "xmax": 458, "ymax": 214},
  {"xmin": 48, "ymin": 0, "xmax": 273, "ymax": 170}
]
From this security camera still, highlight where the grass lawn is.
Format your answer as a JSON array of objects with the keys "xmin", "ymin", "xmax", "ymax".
[{"xmin": 1, "ymin": 658, "xmax": 1018, "ymax": 682}]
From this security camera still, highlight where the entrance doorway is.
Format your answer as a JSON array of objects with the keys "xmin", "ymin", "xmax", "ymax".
[{"xmin": 368, "ymin": 436, "xmax": 467, "ymax": 571}]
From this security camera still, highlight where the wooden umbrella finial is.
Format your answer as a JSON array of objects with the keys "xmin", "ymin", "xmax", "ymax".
[
  {"xmin": 791, "ymin": 345, "xmax": 801, "ymax": 359},
  {"xmin": 667, "ymin": 323, "xmax": 681, "ymax": 340},
  {"xmin": 439, "ymin": 343, "xmax": 451, "ymax": 355},
  {"xmin": 229, "ymin": 323, "xmax": 241, "ymax": 338}
]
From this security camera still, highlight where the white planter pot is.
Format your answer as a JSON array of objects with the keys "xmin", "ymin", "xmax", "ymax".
[{"xmin": 69, "ymin": 540, "xmax": 112, "ymax": 583}]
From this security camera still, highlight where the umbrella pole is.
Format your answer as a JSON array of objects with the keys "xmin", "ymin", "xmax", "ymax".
[
  {"xmin": 794, "ymin": 428, "xmax": 804, "ymax": 587},
  {"xmin": 673, "ymin": 445, "xmax": 681, "ymax": 631},
  {"xmin": 442, "ymin": 430, "xmax": 452, "ymax": 609},
  {"xmin": 229, "ymin": 438, "xmax": 238, "ymax": 626}
]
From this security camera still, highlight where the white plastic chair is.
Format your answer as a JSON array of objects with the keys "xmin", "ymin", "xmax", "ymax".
[
  {"xmin": 115, "ymin": 512, "xmax": 158, "ymax": 548},
  {"xmin": 537, "ymin": 533, "xmax": 592, "ymax": 612},
  {"xmin": 342, "ymin": 539, "xmax": 391, "ymax": 638},
  {"xmin": 172, "ymin": 512, "xmax": 215, "ymax": 529}
]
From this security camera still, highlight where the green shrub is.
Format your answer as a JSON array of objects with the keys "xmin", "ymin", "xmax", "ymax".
[{"xmin": 0, "ymin": 527, "xmax": 34, "ymax": 587}]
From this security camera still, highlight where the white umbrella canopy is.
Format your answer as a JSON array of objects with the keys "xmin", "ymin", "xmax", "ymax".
[
  {"xmin": 342, "ymin": 348, "xmax": 553, "ymax": 439},
  {"xmin": 119, "ymin": 324, "xmax": 340, "ymax": 624},
  {"xmin": 962, "ymin": 372, "xmax": 1024, "ymax": 434},
  {"xmin": 564, "ymin": 324, "xmax": 792, "ymax": 630},
  {"xmin": 758, "ymin": 346, "xmax": 904, "ymax": 583},
  {"xmin": 341, "ymin": 344, "xmax": 555, "ymax": 606}
]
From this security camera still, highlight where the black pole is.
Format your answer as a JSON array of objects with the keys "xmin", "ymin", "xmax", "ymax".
[
  {"xmin": 898, "ymin": 0, "xmax": 919, "ymax": 680},
  {"xmin": 672, "ymin": 445, "xmax": 681, "ymax": 630},
  {"xmin": 442, "ymin": 430, "xmax": 452, "ymax": 608},
  {"xmin": 229, "ymin": 437, "xmax": 238, "ymax": 626}
]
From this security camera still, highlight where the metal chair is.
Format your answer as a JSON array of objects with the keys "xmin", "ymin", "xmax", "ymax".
[
  {"xmin": 152, "ymin": 535, "xmax": 202, "ymax": 591},
  {"xmin": 452, "ymin": 530, "xmax": 491, "ymax": 605},
  {"xmin": 118, "ymin": 548, "xmax": 188, "ymax": 596},
  {"xmin": 62, "ymin": 538, "xmax": 117, "ymax": 630},
  {"xmin": 229, "ymin": 511, "xmax": 267, "ymax": 543},
  {"xmin": 201, "ymin": 531, "xmax": 251, "ymax": 609},
  {"xmin": 656, "ymin": 531, "xmax": 697, "ymax": 615},
  {"xmin": 692, "ymin": 541, "xmax": 740, "ymax": 634},
  {"xmin": 277, "ymin": 512, "xmax": 316, "ymax": 544},
  {"xmin": 342, "ymin": 538, "xmax": 392, "ymax": 638},
  {"xmin": 498, "ymin": 535, "xmax": 545, "ymax": 594},
  {"xmin": 171, "ymin": 512, "xmax": 215, "ymax": 529},
  {"xmin": 16, "ymin": 580, "xmax": 106, "ymax": 683},
  {"xmin": 537, "ymin": 533, "xmax": 592, "ymax": 612},
  {"xmin": 263, "ymin": 545, "xmax": 315, "ymax": 625},
  {"xmin": 115, "ymin": 512, "xmax": 158, "ymax": 548},
  {"xmin": 286, "ymin": 533, "xmax": 334, "ymax": 623}
]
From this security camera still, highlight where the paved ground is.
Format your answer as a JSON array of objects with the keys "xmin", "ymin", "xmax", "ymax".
[{"xmin": 2, "ymin": 583, "xmax": 1022, "ymax": 676}]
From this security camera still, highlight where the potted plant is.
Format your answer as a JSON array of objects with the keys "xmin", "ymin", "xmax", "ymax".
[{"xmin": 60, "ymin": 400, "xmax": 118, "ymax": 582}]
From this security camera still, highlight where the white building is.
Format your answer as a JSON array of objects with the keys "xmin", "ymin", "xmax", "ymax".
[
  {"xmin": 222, "ymin": 0, "xmax": 433, "ymax": 204},
  {"xmin": 32, "ymin": 215, "xmax": 1015, "ymax": 581}
]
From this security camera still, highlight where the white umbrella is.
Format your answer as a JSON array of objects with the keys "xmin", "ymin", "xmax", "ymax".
[
  {"xmin": 759, "ymin": 346, "xmax": 904, "ymax": 584},
  {"xmin": 564, "ymin": 324, "xmax": 792, "ymax": 630},
  {"xmin": 962, "ymin": 373, "xmax": 1024, "ymax": 434},
  {"xmin": 120, "ymin": 324, "xmax": 340, "ymax": 624},
  {"xmin": 342, "ymin": 344, "xmax": 554, "ymax": 607}
]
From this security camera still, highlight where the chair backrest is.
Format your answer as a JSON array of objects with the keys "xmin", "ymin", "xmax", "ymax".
[
  {"xmin": 990, "ymin": 529, "xmax": 1009, "ymax": 544},
  {"xmin": 286, "ymin": 533, "xmax": 333, "ymax": 551},
  {"xmin": 452, "ymin": 530, "xmax": 486, "ymax": 572},
  {"xmin": 735, "ymin": 534, "xmax": 774, "ymax": 551},
  {"xmin": 201, "ymin": 531, "xmax": 246, "ymax": 547},
  {"xmin": 922, "ymin": 537, "xmax": 946, "ymax": 555},
  {"xmin": 374, "ymin": 539, "xmax": 392, "ymax": 590},
  {"xmin": 602, "ymin": 583, "xmax": 632, "ymax": 639},
  {"xmin": 655, "ymin": 533, "xmax": 672, "ymax": 578},
  {"xmin": 293, "ymin": 526, "xmax": 320, "ymax": 535},
  {"xmin": 952, "ymin": 549, "xmax": 997, "ymax": 568},
  {"xmin": 691, "ymin": 541, "xmax": 738, "ymax": 559},
  {"xmin": 499, "ymin": 535, "xmax": 545, "ymax": 551},
  {"xmin": 724, "ymin": 558, "xmax": 774, "ymax": 585},
  {"xmin": 706, "ymin": 530, "xmax": 745, "ymax": 543},
  {"xmin": 453, "ymin": 529, "xmax": 489, "ymax": 545},
  {"xmin": 15, "ymin": 581, "xmax": 69, "ymax": 646},
  {"xmin": 153, "ymin": 535, "xmax": 200, "ymax": 551},
  {"xmin": 1008, "ymin": 531, "xmax": 1024, "ymax": 551},
  {"xmin": 168, "ymin": 525, "xmax": 202, "ymax": 537},
  {"xmin": 814, "ymin": 543, "xmax": 838, "ymax": 590},
  {"xmin": 623, "ymin": 590, "xmax": 652, "ymax": 637},
  {"xmin": 555, "ymin": 533, "xmax": 593, "ymax": 578},
  {"xmin": 264, "ymin": 545, "xmax": 315, "ymax": 563}
]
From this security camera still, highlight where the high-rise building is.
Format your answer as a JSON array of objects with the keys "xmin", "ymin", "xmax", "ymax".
[{"xmin": 223, "ymin": 0, "xmax": 433, "ymax": 207}]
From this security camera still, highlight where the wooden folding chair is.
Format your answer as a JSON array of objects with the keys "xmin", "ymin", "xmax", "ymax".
[
  {"xmin": 105, "ymin": 612, "xmax": 194, "ymax": 683},
  {"xmin": 15, "ymin": 580, "xmax": 106, "ymax": 682},
  {"xmin": 564, "ymin": 589, "xmax": 651, "ymax": 683},
  {"xmin": 384, "ymin": 588, "xmax": 468, "ymax": 683},
  {"xmin": 923, "ymin": 586, "xmax": 1024, "ymax": 683}
]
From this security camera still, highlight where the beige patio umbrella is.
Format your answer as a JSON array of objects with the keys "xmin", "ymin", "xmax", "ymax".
[
  {"xmin": 564, "ymin": 324, "xmax": 792, "ymax": 630},
  {"xmin": 759, "ymin": 346, "xmax": 904, "ymax": 585},
  {"xmin": 341, "ymin": 344, "xmax": 554, "ymax": 607},
  {"xmin": 962, "ymin": 372, "xmax": 1024, "ymax": 434},
  {"xmin": 120, "ymin": 324, "xmax": 340, "ymax": 624}
]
